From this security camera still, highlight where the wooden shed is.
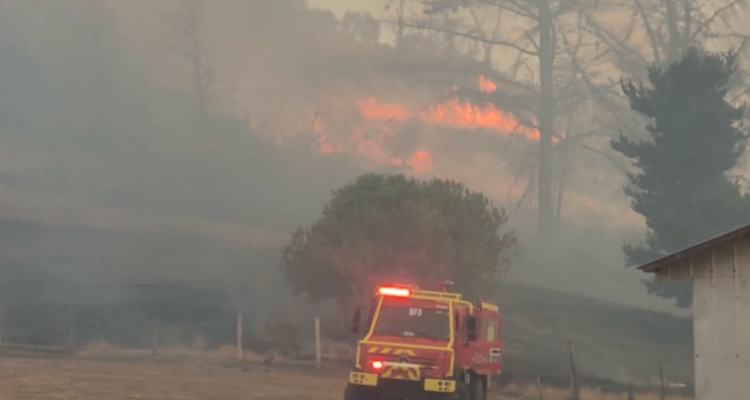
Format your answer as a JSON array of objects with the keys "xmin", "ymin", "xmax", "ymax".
[{"xmin": 638, "ymin": 224, "xmax": 750, "ymax": 400}]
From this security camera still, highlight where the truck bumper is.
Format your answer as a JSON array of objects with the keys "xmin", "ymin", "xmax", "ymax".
[
  {"xmin": 348, "ymin": 372, "xmax": 456, "ymax": 393},
  {"xmin": 423, "ymin": 379, "xmax": 456, "ymax": 393},
  {"xmin": 349, "ymin": 371, "xmax": 378, "ymax": 386}
]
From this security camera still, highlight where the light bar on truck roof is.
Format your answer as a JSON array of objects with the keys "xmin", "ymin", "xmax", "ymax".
[{"xmin": 377, "ymin": 287, "xmax": 411, "ymax": 297}]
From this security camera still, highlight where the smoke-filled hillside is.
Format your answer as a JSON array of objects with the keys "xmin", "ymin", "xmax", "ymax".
[{"xmin": 1, "ymin": 0, "xmax": 748, "ymax": 340}]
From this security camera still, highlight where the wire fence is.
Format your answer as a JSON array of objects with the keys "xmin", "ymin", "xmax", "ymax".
[
  {"xmin": 0, "ymin": 301, "xmax": 693, "ymax": 397},
  {"xmin": 0, "ymin": 302, "xmax": 252, "ymax": 352}
]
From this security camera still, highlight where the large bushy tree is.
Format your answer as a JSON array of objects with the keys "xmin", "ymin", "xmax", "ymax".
[
  {"xmin": 279, "ymin": 173, "xmax": 517, "ymax": 313},
  {"xmin": 613, "ymin": 47, "xmax": 750, "ymax": 307}
]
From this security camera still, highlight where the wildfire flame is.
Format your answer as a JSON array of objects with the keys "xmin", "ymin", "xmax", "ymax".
[
  {"xmin": 478, "ymin": 75, "xmax": 497, "ymax": 93},
  {"xmin": 357, "ymin": 76, "xmax": 540, "ymax": 141},
  {"xmin": 310, "ymin": 76, "xmax": 554, "ymax": 172},
  {"xmin": 357, "ymin": 98, "xmax": 410, "ymax": 121},
  {"xmin": 421, "ymin": 98, "xmax": 539, "ymax": 140},
  {"xmin": 409, "ymin": 150, "xmax": 433, "ymax": 171},
  {"xmin": 283, "ymin": 76, "xmax": 615, "ymax": 223}
]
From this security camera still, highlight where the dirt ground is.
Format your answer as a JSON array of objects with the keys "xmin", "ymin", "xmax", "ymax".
[
  {"xmin": 0, "ymin": 354, "xmax": 691, "ymax": 400},
  {"xmin": 0, "ymin": 355, "xmax": 347, "ymax": 400}
]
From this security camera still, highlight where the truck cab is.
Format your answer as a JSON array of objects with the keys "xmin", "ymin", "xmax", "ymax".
[{"xmin": 346, "ymin": 284, "xmax": 503, "ymax": 400}]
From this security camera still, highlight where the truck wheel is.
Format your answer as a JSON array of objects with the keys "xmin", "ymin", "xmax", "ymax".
[
  {"xmin": 344, "ymin": 383, "xmax": 379, "ymax": 400},
  {"xmin": 468, "ymin": 377, "xmax": 485, "ymax": 400},
  {"xmin": 452, "ymin": 381, "xmax": 470, "ymax": 400}
]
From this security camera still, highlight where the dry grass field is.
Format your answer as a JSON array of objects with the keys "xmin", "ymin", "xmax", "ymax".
[{"xmin": 0, "ymin": 346, "xmax": 692, "ymax": 400}]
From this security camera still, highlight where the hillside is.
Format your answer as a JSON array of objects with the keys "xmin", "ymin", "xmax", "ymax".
[
  {"xmin": 0, "ymin": 215, "xmax": 692, "ymax": 388},
  {"xmin": 497, "ymin": 283, "xmax": 692, "ymax": 386}
]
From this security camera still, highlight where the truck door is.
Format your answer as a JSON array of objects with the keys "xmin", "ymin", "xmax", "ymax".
[
  {"xmin": 465, "ymin": 314, "xmax": 501, "ymax": 374},
  {"xmin": 483, "ymin": 316, "xmax": 502, "ymax": 373}
]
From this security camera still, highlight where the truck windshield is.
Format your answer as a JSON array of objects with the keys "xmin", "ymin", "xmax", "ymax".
[{"xmin": 372, "ymin": 304, "xmax": 450, "ymax": 341}]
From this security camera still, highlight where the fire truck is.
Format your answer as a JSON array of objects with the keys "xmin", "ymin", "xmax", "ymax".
[{"xmin": 346, "ymin": 282, "xmax": 503, "ymax": 400}]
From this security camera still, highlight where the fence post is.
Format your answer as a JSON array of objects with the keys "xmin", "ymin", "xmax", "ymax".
[
  {"xmin": 627, "ymin": 383, "xmax": 634, "ymax": 400},
  {"xmin": 659, "ymin": 364, "xmax": 666, "ymax": 400},
  {"xmin": 568, "ymin": 340, "xmax": 580, "ymax": 400},
  {"xmin": 315, "ymin": 316, "xmax": 321, "ymax": 370},
  {"xmin": 0, "ymin": 300, "xmax": 3, "ymax": 345},
  {"xmin": 68, "ymin": 306, "xmax": 75, "ymax": 349},
  {"xmin": 237, "ymin": 308, "xmax": 243, "ymax": 360},
  {"xmin": 535, "ymin": 374, "xmax": 544, "ymax": 400}
]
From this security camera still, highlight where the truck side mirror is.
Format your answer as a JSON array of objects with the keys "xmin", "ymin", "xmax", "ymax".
[
  {"xmin": 467, "ymin": 316, "xmax": 477, "ymax": 341},
  {"xmin": 351, "ymin": 308, "xmax": 362, "ymax": 334}
]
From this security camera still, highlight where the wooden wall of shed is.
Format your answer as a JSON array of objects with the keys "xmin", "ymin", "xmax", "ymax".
[{"xmin": 689, "ymin": 237, "xmax": 750, "ymax": 400}]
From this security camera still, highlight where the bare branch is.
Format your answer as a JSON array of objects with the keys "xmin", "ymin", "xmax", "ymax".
[
  {"xmin": 632, "ymin": 0, "xmax": 662, "ymax": 63},
  {"xmin": 573, "ymin": 142, "xmax": 630, "ymax": 174},
  {"xmin": 157, "ymin": 0, "xmax": 224, "ymax": 121},
  {"xmin": 691, "ymin": 0, "xmax": 746, "ymax": 41},
  {"xmin": 380, "ymin": 19, "xmax": 540, "ymax": 56}
]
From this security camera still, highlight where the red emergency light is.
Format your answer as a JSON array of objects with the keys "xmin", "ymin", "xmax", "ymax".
[
  {"xmin": 371, "ymin": 360, "xmax": 384, "ymax": 370},
  {"xmin": 378, "ymin": 287, "xmax": 411, "ymax": 297}
]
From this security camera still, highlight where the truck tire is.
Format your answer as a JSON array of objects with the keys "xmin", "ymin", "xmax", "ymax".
[
  {"xmin": 343, "ymin": 383, "xmax": 379, "ymax": 400},
  {"xmin": 468, "ymin": 377, "xmax": 485, "ymax": 400},
  {"xmin": 452, "ymin": 381, "xmax": 470, "ymax": 400}
]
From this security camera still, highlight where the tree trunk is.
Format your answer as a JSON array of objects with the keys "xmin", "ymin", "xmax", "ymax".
[
  {"xmin": 483, "ymin": 43, "xmax": 493, "ymax": 67},
  {"xmin": 663, "ymin": 0, "xmax": 682, "ymax": 63},
  {"xmin": 536, "ymin": 1, "xmax": 556, "ymax": 243},
  {"xmin": 553, "ymin": 145, "xmax": 569, "ymax": 237},
  {"xmin": 396, "ymin": 0, "xmax": 405, "ymax": 55}
]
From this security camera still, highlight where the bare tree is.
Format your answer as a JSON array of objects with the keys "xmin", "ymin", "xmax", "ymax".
[
  {"xmin": 384, "ymin": 0, "xmax": 430, "ymax": 53},
  {"xmin": 589, "ymin": 0, "xmax": 748, "ymax": 71},
  {"xmin": 341, "ymin": 11, "xmax": 381, "ymax": 44},
  {"xmin": 400, "ymin": 0, "xmax": 750, "ymax": 243},
  {"xmin": 392, "ymin": 0, "xmax": 606, "ymax": 242},
  {"xmin": 386, "ymin": 0, "xmax": 409, "ymax": 50},
  {"xmin": 465, "ymin": 4, "xmax": 504, "ymax": 67},
  {"xmin": 577, "ymin": 0, "xmax": 750, "ymax": 137},
  {"xmin": 159, "ymin": 0, "xmax": 220, "ymax": 131}
]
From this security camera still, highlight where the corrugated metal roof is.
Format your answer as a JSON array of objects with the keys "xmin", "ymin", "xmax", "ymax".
[{"xmin": 638, "ymin": 223, "xmax": 750, "ymax": 273}]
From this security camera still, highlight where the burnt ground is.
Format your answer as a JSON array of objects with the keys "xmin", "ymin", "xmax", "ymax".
[{"xmin": 496, "ymin": 282, "xmax": 692, "ymax": 387}]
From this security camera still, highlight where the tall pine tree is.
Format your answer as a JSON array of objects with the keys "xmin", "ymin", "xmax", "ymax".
[{"xmin": 613, "ymin": 47, "xmax": 750, "ymax": 308}]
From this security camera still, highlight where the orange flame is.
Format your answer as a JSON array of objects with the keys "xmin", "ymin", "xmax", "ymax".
[
  {"xmin": 311, "ymin": 113, "xmax": 336, "ymax": 153},
  {"xmin": 356, "ymin": 98, "xmax": 410, "ymax": 121},
  {"xmin": 409, "ymin": 150, "xmax": 432, "ymax": 172},
  {"xmin": 355, "ymin": 75, "xmax": 542, "ymax": 140},
  {"xmin": 357, "ymin": 96, "xmax": 540, "ymax": 141},
  {"xmin": 311, "ymin": 75, "xmax": 559, "ymax": 173},
  {"xmin": 478, "ymin": 76, "xmax": 496, "ymax": 93},
  {"xmin": 420, "ymin": 98, "xmax": 539, "ymax": 140}
]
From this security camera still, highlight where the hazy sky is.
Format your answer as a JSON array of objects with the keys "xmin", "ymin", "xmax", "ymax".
[{"xmin": 309, "ymin": 0, "xmax": 380, "ymax": 14}]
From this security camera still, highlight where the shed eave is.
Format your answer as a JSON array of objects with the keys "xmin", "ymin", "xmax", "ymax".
[
  {"xmin": 636, "ymin": 223, "xmax": 750, "ymax": 275},
  {"xmin": 639, "ymin": 252, "xmax": 687, "ymax": 274}
]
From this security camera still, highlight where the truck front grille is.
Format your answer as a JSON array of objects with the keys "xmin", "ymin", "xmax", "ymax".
[{"xmin": 380, "ymin": 354, "xmax": 438, "ymax": 368}]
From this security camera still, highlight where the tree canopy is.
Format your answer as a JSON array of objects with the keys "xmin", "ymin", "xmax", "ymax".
[
  {"xmin": 279, "ymin": 173, "xmax": 517, "ymax": 307},
  {"xmin": 612, "ymin": 47, "xmax": 750, "ymax": 307}
]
